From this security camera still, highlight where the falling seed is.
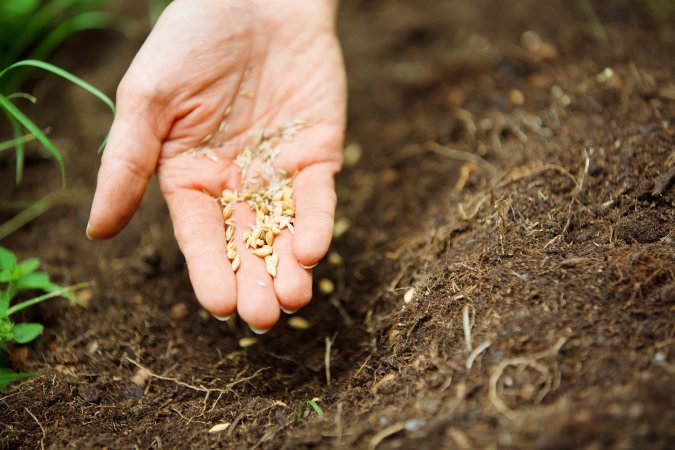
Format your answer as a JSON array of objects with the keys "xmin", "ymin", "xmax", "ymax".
[
  {"xmin": 343, "ymin": 142, "xmax": 363, "ymax": 167},
  {"xmin": 403, "ymin": 287, "xmax": 415, "ymax": 304},
  {"xmin": 318, "ymin": 278, "xmax": 335, "ymax": 294},
  {"xmin": 333, "ymin": 217, "xmax": 351, "ymax": 238},
  {"xmin": 208, "ymin": 423, "xmax": 231, "ymax": 433},
  {"xmin": 239, "ymin": 337, "xmax": 258, "ymax": 348},
  {"xmin": 288, "ymin": 316, "xmax": 311, "ymax": 330},
  {"xmin": 231, "ymin": 255, "xmax": 240, "ymax": 271},
  {"xmin": 328, "ymin": 251, "xmax": 343, "ymax": 266}
]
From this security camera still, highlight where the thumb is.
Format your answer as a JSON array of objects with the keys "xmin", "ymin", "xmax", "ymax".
[{"xmin": 87, "ymin": 88, "xmax": 164, "ymax": 239}]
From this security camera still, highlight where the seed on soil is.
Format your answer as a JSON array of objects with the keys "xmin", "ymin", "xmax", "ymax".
[
  {"xmin": 208, "ymin": 423, "xmax": 231, "ymax": 433},
  {"xmin": 288, "ymin": 316, "xmax": 311, "ymax": 329},
  {"xmin": 130, "ymin": 368, "xmax": 151, "ymax": 388},
  {"xmin": 403, "ymin": 287, "xmax": 415, "ymax": 304},
  {"xmin": 238, "ymin": 337, "xmax": 258, "ymax": 348},
  {"xmin": 318, "ymin": 278, "xmax": 335, "ymax": 294}
]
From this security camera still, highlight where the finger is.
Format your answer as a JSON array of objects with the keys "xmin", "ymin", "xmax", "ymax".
[
  {"xmin": 165, "ymin": 189, "xmax": 237, "ymax": 318},
  {"xmin": 87, "ymin": 94, "xmax": 163, "ymax": 239},
  {"xmin": 232, "ymin": 205, "xmax": 280, "ymax": 332},
  {"xmin": 272, "ymin": 230, "xmax": 313, "ymax": 313},
  {"xmin": 292, "ymin": 162, "xmax": 339, "ymax": 266}
]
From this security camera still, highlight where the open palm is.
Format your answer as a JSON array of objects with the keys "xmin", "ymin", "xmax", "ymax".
[{"xmin": 87, "ymin": 0, "xmax": 345, "ymax": 332}]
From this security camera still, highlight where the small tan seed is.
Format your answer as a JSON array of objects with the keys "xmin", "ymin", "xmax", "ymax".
[
  {"xmin": 265, "ymin": 229, "xmax": 274, "ymax": 245},
  {"xmin": 252, "ymin": 245, "xmax": 273, "ymax": 257},
  {"xmin": 238, "ymin": 337, "xmax": 258, "ymax": 348},
  {"xmin": 225, "ymin": 225, "xmax": 234, "ymax": 242},
  {"xmin": 222, "ymin": 204, "xmax": 233, "ymax": 220},
  {"xmin": 265, "ymin": 251, "xmax": 278, "ymax": 277},
  {"xmin": 318, "ymin": 278, "xmax": 335, "ymax": 294},
  {"xmin": 231, "ymin": 255, "xmax": 240, "ymax": 271},
  {"xmin": 288, "ymin": 316, "xmax": 311, "ymax": 330}
]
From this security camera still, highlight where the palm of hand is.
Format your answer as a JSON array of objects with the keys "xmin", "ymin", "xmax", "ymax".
[{"xmin": 88, "ymin": 0, "xmax": 345, "ymax": 331}]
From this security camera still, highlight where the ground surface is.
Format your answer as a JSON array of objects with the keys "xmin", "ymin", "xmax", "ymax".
[{"xmin": 1, "ymin": 0, "xmax": 674, "ymax": 448}]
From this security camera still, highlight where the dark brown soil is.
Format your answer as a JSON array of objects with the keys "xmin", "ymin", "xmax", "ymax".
[{"xmin": 1, "ymin": 0, "xmax": 674, "ymax": 449}]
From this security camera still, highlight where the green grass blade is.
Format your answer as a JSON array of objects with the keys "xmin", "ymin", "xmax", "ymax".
[
  {"xmin": 0, "ymin": 190, "xmax": 83, "ymax": 241},
  {"xmin": 5, "ymin": 93, "xmax": 37, "ymax": 103},
  {"xmin": 0, "ymin": 92, "xmax": 66, "ymax": 185},
  {"xmin": 307, "ymin": 399, "xmax": 323, "ymax": 415},
  {"xmin": 7, "ymin": 114, "xmax": 25, "ymax": 184},
  {"xmin": 4, "ymin": 0, "xmax": 102, "ymax": 66},
  {"xmin": 30, "ymin": 11, "xmax": 135, "ymax": 62},
  {"xmin": 1, "ymin": 60, "xmax": 116, "ymax": 154},
  {"xmin": 0, "ymin": 133, "xmax": 37, "ymax": 153},
  {"xmin": 6, "ymin": 282, "xmax": 90, "ymax": 316},
  {"xmin": 1, "ymin": 60, "xmax": 115, "ymax": 113}
]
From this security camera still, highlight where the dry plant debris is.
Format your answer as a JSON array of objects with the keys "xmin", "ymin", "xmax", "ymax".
[{"xmin": 216, "ymin": 121, "xmax": 307, "ymax": 277}]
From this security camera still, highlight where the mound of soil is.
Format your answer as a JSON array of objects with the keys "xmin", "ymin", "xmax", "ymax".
[{"xmin": 1, "ymin": 0, "xmax": 673, "ymax": 448}]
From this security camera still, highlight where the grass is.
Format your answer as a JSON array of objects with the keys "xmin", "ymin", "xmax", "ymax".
[
  {"xmin": 0, "ymin": 59, "xmax": 115, "ymax": 186},
  {"xmin": 0, "ymin": 246, "xmax": 88, "ymax": 389}
]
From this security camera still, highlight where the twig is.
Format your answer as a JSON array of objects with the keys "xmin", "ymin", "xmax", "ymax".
[
  {"xmin": 125, "ymin": 357, "xmax": 266, "ymax": 396},
  {"xmin": 25, "ymin": 407, "xmax": 46, "ymax": 450}
]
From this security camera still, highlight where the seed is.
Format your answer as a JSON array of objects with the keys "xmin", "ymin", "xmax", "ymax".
[
  {"xmin": 209, "ymin": 423, "xmax": 230, "ymax": 433},
  {"xmin": 265, "ymin": 229, "xmax": 274, "ymax": 245},
  {"xmin": 288, "ymin": 316, "xmax": 311, "ymax": 330},
  {"xmin": 225, "ymin": 225, "xmax": 234, "ymax": 242},
  {"xmin": 328, "ymin": 251, "xmax": 343, "ymax": 266},
  {"xmin": 238, "ymin": 337, "xmax": 258, "ymax": 348},
  {"xmin": 265, "ymin": 251, "xmax": 279, "ymax": 277},
  {"xmin": 252, "ymin": 245, "xmax": 273, "ymax": 257},
  {"xmin": 318, "ymin": 278, "xmax": 335, "ymax": 294},
  {"xmin": 255, "ymin": 238, "xmax": 266, "ymax": 247},
  {"xmin": 231, "ymin": 255, "xmax": 240, "ymax": 271},
  {"xmin": 243, "ymin": 229, "xmax": 251, "ymax": 241},
  {"xmin": 222, "ymin": 204, "xmax": 233, "ymax": 220},
  {"xmin": 227, "ymin": 248, "xmax": 237, "ymax": 260},
  {"xmin": 403, "ymin": 287, "xmax": 415, "ymax": 304},
  {"xmin": 333, "ymin": 217, "xmax": 351, "ymax": 238}
]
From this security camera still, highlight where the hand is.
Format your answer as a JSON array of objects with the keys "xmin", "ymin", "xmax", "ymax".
[{"xmin": 87, "ymin": 0, "xmax": 346, "ymax": 332}]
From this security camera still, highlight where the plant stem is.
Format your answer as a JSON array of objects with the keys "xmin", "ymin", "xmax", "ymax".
[{"xmin": 7, "ymin": 282, "xmax": 90, "ymax": 316}]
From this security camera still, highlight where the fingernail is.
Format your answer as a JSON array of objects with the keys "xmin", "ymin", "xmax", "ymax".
[
  {"xmin": 300, "ymin": 262, "xmax": 318, "ymax": 269},
  {"xmin": 280, "ymin": 306, "xmax": 299, "ymax": 314},
  {"xmin": 211, "ymin": 313, "xmax": 233, "ymax": 322},
  {"xmin": 249, "ymin": 325, "xmax": 271, "ymax": 335},
  {"xmin": 85, "ymin": 223, "xmax": 95, "ymax": 240}
]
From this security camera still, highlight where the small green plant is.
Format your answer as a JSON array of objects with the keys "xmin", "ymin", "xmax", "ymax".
[
  {"xmin": 0, "ymin": 0, "xmax": 133, "ymax": 92},
  {"xmin": 0, "ymin": 246, "xmax": 86, "ymax": 389}
]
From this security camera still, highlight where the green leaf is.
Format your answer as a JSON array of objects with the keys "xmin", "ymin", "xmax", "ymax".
[
  {"xmin": 16, "ymin": 258, "xmax": 40, "ymax": 277},
  {"xmin": 0, "ymin": 246, "xmax": 17, "ymax": 271},
  {"xmin": 14, "ymin": 271, "xmax": 59, "ymax": 293},
  {"xmin": 0, "ymin": 92, "xmax": 66, "ymax": 186},
  {"xmin": 0, "ymin": 367, "xmax": 37, "ymax": 390},
  {"xmin": 12, "ymin": 323, "xmax": 43, "ymax": 343}
]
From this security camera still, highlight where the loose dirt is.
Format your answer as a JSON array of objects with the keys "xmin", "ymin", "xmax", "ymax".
[{"xmin": 1, "ymin": 0, "xmax": 673, "ymax": 449}]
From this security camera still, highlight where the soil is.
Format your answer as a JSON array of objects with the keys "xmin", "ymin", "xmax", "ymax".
[{"xmin": 1, "ymin": 0, "xmax": 674, "ymax": 449}]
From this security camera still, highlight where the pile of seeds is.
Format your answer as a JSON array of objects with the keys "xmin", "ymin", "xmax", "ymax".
[{"xmin": 217, "ymin": 121, "xmax": 305, "ymax": 277}]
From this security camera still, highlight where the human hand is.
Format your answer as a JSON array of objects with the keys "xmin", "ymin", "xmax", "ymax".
[{"xmin": 87, "ymin": 0, "xmax": 346, "ymax": 332}]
